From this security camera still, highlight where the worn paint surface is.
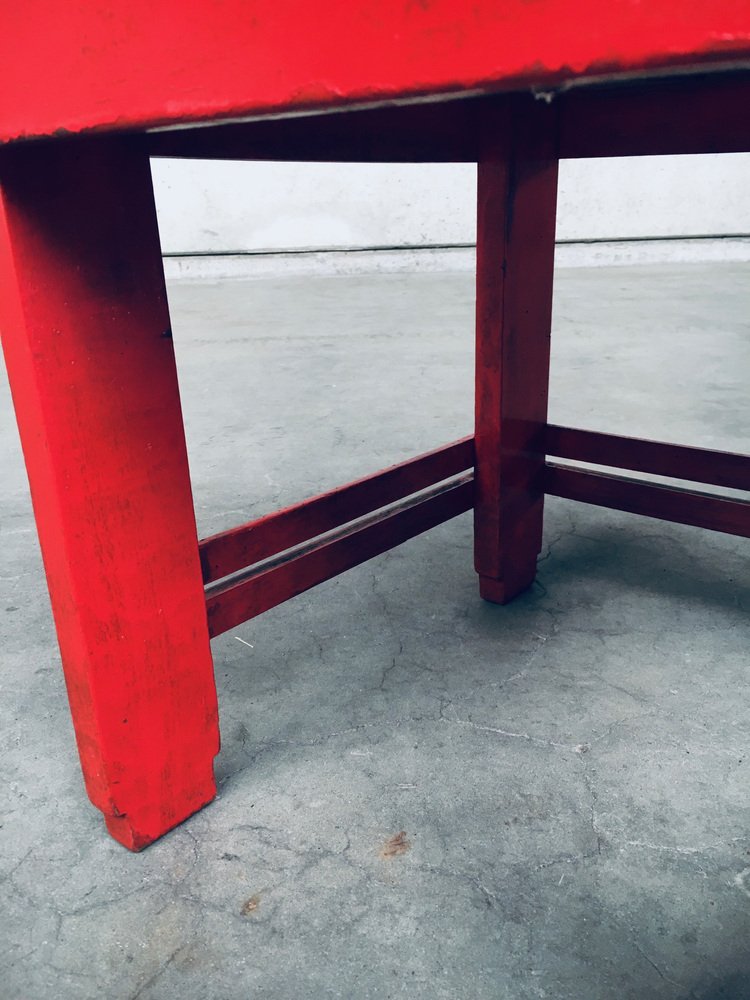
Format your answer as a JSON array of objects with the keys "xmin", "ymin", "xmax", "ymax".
[
  {"xmin": 1, "ymin": 1, "xmax": 749, "ymax": 855},
  {"xmin": 0, "ymin": 138, "xmax": 220, "ymax": 850},
  {"xmin": 1, "ymin": 1, "xmax": 750, "ymax": 143}
]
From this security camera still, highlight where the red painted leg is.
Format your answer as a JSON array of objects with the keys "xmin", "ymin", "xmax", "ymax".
[
  {"xmin": 474, "ymin": 99, "xmax": 559, "ymax": 604},
  {"xmin": 0, "ymin": 138, "xmax": 219, "ymax": 850}
]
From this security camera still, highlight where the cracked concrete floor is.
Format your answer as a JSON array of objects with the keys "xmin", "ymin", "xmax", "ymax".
[{"xmin": 2, "ymin": 262, "xmax": 750, "ymax": 999}]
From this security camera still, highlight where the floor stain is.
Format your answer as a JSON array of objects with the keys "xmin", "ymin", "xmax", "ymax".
[
  {"xmin": 380, "ymin": 830, "xmax": 411, "ymax": 859},
  {"xmin": 240, "ymin": 893, "xmax": 262, "ymax": 916}
]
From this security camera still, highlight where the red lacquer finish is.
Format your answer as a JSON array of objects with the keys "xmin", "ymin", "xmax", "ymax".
[
  {"xmin": 200, "ymin": 436, "xmax": 473, "ymax": 585},
  {"xmin": 3, "ymin": 4, "xmax": 750, "ymax": 852},
  {"xmin": 0, "ymin": 138, "xmax": 220, "ymax": 850},
  {"xmin": 546, "ymin": 425, "xmax": 750, "ymax": 492},
  {"xmin": 474, "ymin": 99, "xmax": 559, "ymax": 604},
  {"xmin": 2, "ymin": 2, "xmax": 750, "ymax": 143},
  {"xmin": 545, "ymin": 464, "xmax": 750, "ymax": 537},
  {"xmin": 206, "ymin": 475, "xmax": 474, "ymax": 638}
]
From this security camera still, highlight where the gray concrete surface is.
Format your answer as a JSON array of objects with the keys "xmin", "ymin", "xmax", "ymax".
[{"xmin": 1, "ymin": 263, "xmax": 749, "ymax": 999}]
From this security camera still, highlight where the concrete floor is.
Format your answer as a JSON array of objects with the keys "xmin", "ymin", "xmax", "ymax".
[{"xmin": 1, "ymin": 263, "xmax": 749, "ymax": 999}]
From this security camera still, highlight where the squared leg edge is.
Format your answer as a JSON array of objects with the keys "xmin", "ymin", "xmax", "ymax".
[
  {"xmin": 102, "ymin": 762, "xmax": 217, "ymax": 852},
  {"xmin": 479, "ymin": 561, "xmax": 537, "ymax": 605}
]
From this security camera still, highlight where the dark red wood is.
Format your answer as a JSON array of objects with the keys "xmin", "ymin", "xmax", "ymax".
[
  {"xmin": 545, "ymin": 462, "xmax": 750, "ymax": 537},
  {"xmin": 546, "ymin": 425, "xmax": 750, "ymax": 491},
  {"xmin": 147, "ymin": 99, "xmax": 482, "ymax": 164},
  {"xmin": 206, "ymin": 474, "xmax": 474, "ymax": 637},
  {"xmin": 147, "ymin": 72, "xmax": 750, "ymax": 165},
  {"xmin": 0, "ymin": 137, "xmax": 220, "ymax": 851},
  {"xmin": 474, "ymin": 99, "xmax": 559, "ymax": 604},
  {"xmin": 559, "ymin": 72, "xmax": 750, "ymax": 159},
  {"xmin": 200, "ymin": 436, "xmax": 474, "ymax": 585}
]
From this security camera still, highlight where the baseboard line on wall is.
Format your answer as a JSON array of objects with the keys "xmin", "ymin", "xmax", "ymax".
[{"xmin": 163, "ymin": 236, "xmax": 750, "ymax": 281}]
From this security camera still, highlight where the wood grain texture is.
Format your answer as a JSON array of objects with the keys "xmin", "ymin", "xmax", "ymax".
[
  {"xmin": 473, "ymin": 99, "xmax": 559, "ymax": 604},
  {"xmin": 0, "ymin": 137, "xmax": 219, "ymax": 850}
]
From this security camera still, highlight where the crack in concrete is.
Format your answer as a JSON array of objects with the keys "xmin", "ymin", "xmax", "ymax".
[
  {"xmin": 221, "ymin": 708, "xmax": 657, "ymax": 793},
  {"xmin": 378, "ymin": 655, "xmax": 398, "ymax": 692},
  {"xmin": 59, "ymin": 885, "xmax": 162, "ymax": 919},
  {"xmin": 580, "ymin": 764, "xmax": 604, "ymax": 857},
  {"xmin": 588, "ymin": 712, "xmax": 656, "ymax": 746},
  {"xmin": 408, "ymin": 859, "xmax": 503, "ymax": 909},
  {"xmin": 555, "ymin": 663, "xmax": 650, "ymax": 705},
  {"xmin": 218, "ymin": 714, "xmax": 435, "ymax": 783},
  {"xmin": 620, "ymin": 839, "xmax": 731, "ymax": 857},
  {"xmin": 537, "ymin": 528, "xmax": 569, "ymax": 567},
  {"xmin": 225, "ymin": 822, "xmax": 350, "ymax": 869},
  {"xmin": 532, "ymin": 847, "xmax": 601, "ymax": 872},
  {"xmin": 438, "ymin": 715, "xmax": 590, "ymax": 754},
  {"xmin": 0, "ymin": 845, "xmax": 34, "ymax": 884},
  {"xmin": 632, "ymin": 940, "xmax": 687, "ymax": 993},
  {"xmin": 130, "ymin": 944, "xmax": 183, "ymax": 1000}
]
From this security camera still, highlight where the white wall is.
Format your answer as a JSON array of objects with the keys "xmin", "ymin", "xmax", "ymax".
[{"xmin": 151, "ymin": 154, "xmax": 750, "ymax": 255}]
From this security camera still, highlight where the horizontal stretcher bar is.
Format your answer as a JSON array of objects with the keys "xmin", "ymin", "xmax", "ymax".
[
  {"xmin": 545, "ymin": 462, "xmax": 750, "ymax": 537},
  {"xmin": 205, "ymin": 473, "xmax": 474, "ymax": 638},
  {"xmin": 199, "ymin": 435, "xmax": 474, "ymax": 584},
  {"xmin": 147, "ymin": 71, "xmax": 750, "ymax": 163},
  {"xmin": 202, "ymin": 427, "xmax": 749, "ymax": 634},
  {"xmin": 545, "ymin": 425, "xmax": 750, "ymax": 492}
]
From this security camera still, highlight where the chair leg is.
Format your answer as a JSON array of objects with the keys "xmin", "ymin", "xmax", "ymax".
[
  {"xmin": 0, "ymin": 137, "xmax": 220, "ymax": 850},
  {"xmin": 474, "ymin": 99, "xmax": 559, "ymax": 604}
]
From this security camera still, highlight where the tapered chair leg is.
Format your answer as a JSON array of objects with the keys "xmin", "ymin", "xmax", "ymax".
[{"xmin": 0, "ymin": 137, "xmax": 220, "ymax": 849}]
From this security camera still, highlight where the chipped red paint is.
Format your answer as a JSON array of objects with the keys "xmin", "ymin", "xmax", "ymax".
[{"xmin": 2, "ymin": 1, "xmax": 750, "ymax": 143}]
